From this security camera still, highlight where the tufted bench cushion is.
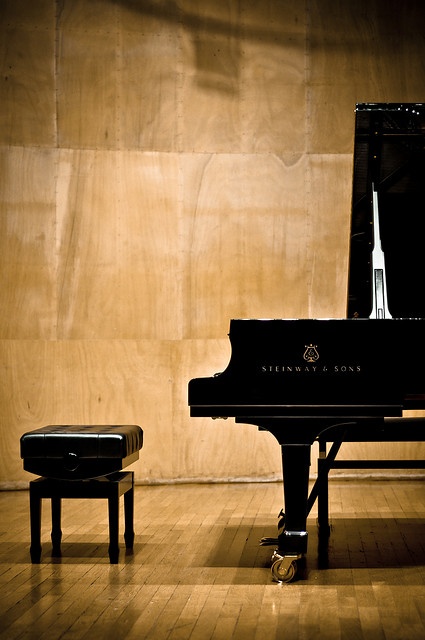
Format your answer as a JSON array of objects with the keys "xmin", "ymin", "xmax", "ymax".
[{"xmin": 20, "ymin": 424, "xmax": 143, "ymax": 480}]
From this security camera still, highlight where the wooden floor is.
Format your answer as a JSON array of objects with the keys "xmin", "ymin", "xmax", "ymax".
[{"xmin": 0, "ymin": 479, "xmax": 425, "ymax": 639}]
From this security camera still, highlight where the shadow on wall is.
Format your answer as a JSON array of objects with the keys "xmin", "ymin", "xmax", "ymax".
[{"xmin": 107, "ymin": 0, "xmax": 304, "ymax": 93}]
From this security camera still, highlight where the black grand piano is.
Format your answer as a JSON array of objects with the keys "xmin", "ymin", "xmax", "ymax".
[{"xmin": 188, "ymin": 104, "xmax": 425, "ymax": 582}]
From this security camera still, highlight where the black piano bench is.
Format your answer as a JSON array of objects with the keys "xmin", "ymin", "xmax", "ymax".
[{"xmin": 20, "ymin": 424, "xmax": 143, "ymax": 564}]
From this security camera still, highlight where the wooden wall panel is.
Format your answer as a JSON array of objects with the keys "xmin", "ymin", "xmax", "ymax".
[
  {"xmin": 308, "ymin": 0, "xmax": 425, "ymax": 154},
  {"xmin": 0, "ymin": 25, "xmax": 55, "ymax": 147},
  {"xmin": 183, "ymin": 153, "xmax": 310, "ymax": 338},
  {"xmin": 1, "ymin": 0, "xmax": 425, "ymax": 486},
  {"xmin": 307, "ymin": 154, "xmax": 353, "ymax": 318},
  {"xmin": 56, "ymin": 150, "xmax": 182, "ymax": 339},
  {"xmin": 0, "ymin": 0, "xmax": 53, "ymax": 26},
  {"xmin": 119, "ymin": 29, "xmax": 180, "ymax": 151},
  {"xmin": 0, "ymin": 337, "xmax": 283, "ymax": 486},
  {"xmin": 0, "ymin": 341, "xmax": 55, "ymax": 484},
  {"xmin": 57, "ymin": 29, "xmax": 118, "ymax": 150},
  {"xmin": 173, "ymin": 339, "xmax": 282, "ymax": 482},
  {"xmin": 0, "ymin": 339, "xmax": 176, "ymax": 486},
  {"xmin": 180, "ymin": 31, "xmax": 242, "ymax": 153},
  {"xmin": 0, "ymin": 147, "xmax": 57, "ymax": 339},
  {"xmin": 114, "ymin": 151, "xmax": 182, "ymax": 339},
  {"xmin": 180, "ymin": 0, "xmax": 306, "ymax": 154},
  {"xmin": 58, "ymin": 0, "xmax": 181, "ymax": 152},
  {"xmin": 239, "ymin": 1, "xmax": 306, "ymax": 155},
  {"xmin": 56, "ymin": 150, "xmax": 120, "ymax": 337},
  {"xmin": 57, "ymin": 0, "xmax": 118, "ymax": 31}
]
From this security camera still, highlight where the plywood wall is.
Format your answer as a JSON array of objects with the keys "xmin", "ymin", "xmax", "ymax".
[{"xmin": 1, "ymin": 0, "xmax": 425, "ymax": 487}]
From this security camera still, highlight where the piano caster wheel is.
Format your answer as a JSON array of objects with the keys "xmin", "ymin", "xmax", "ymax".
[
  {"xmin": 271, "ymin": 558, "xmax": 296, "ymax": 583},
  {"xmin": 271, "ymin": 551, "xmax": 301, "ymax": 583}
]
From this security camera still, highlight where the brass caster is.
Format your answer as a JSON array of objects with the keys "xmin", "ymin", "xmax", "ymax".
[{"xmin": 271, "ymin": 551, "xmax": 301, "ymax": 583}]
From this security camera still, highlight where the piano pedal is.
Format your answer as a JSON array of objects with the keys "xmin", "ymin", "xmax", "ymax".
[
  {"xmin": 271, "ymin": 550, "xmax": 302, "ymax": 584},
  {"xmin": 277, "ymin": 509, "xmax": 286, "ymax": 536},
  {"xmin": 260, "ymin": 509, "xmax": 286, "ymax": 546},
  {"xmin": 259, "ymin": 536, "xmax": 279, "ymax": 546}
]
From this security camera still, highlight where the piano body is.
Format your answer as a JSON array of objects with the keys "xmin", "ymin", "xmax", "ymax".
[{"xmin": 188, "ymin": 104, "xmax": 425, "ymax": 582}]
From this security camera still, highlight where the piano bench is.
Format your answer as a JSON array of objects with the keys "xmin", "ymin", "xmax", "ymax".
[
  {"xmin": 28, "ymin": 472, "xmax": 135, "ymax": 564},
  {"xmin": 20, "ymin": 424, "xmax": 143, "ymax": 563},
  {"xmin": 20, "ymin": 424, "xmax": 143, "ymax": 480}
]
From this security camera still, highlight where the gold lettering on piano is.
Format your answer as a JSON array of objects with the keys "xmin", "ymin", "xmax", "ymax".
[
  {"xmin": 260, "ymin": 364, "xmax": 361, "ymax": 374},
  {"xmin": 260, "ymin": 342, "xmax": 361, "ymax": 375}
]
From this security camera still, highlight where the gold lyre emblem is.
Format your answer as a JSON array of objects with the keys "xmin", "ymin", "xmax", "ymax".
[{"xmin": 303, "ymin": 344, "xmax": 319, "ymax": 363}]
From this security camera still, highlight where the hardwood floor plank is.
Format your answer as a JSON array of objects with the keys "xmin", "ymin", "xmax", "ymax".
[{"xmin": 0, "ymin": 479, "xmax": 424, "ymax": 639}]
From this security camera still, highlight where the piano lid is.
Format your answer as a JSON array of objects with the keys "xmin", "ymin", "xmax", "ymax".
[{"xmin": 347, "ymin": 103, "xmax": 425, "ymax": 320}]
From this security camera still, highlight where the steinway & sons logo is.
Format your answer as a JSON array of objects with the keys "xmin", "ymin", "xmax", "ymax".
[
  {"xmin": 303, "ymin": 343, "xmax": 319, "ymax": 363},
  {"xmin": 261, "ymin": 342, "xmax": 361, "ymax": 374}
]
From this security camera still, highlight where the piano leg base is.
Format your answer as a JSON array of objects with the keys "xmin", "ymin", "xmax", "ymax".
[
  {"xmin": 277, "ymin": 529, "xmax": 308, "ymax": 555},
  {"xmin": 271, "ymin": 550, "xmax": 302, "ymax": 583},
  {"xmin": 318, "ymin": 521, "xmax": 331, "ymax": 538}
]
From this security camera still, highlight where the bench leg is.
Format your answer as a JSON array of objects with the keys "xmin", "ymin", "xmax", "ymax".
[
  {"xmin": 108, "ymin": 493, "xmax": 120, "ymax": 564},
  {"xmin": 29, "ymin": 485, "xmax": 42, "ymax": 563},
  {"xmin": 124, "ymin": 483, "xmax": 135, "ymax": 550},
  {"xmin": 51, "ymin": 497, "xmax": 62, "ymax": 557}
]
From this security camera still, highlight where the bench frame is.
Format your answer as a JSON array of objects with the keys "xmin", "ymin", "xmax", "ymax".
[{"xmin": 29, "ymin": 471, "xmax": 134, "ymax": 564}]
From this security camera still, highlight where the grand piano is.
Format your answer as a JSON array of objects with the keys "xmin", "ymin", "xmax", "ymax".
[{"xmin": 188, "ymin": 104, "xmax": 425, "ymax": 582}]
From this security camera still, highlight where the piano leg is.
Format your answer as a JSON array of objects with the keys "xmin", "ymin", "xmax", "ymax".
[{"xmin": 271, "ymin": 444, "xmax": 310, "ymax": 582}]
